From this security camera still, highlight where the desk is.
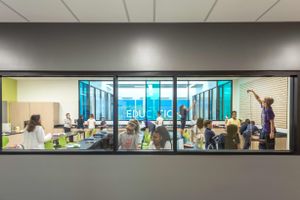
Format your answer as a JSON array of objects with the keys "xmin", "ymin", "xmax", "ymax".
[
  {"xmin": 78, "ymin": 137, "xmax": 103, "ymax": 150},
  {"xmin": 52, "ymin": 132, "xmax": 78, "ymax": 141},
  {"xmin": 76, "ymin": 133, "xmax": 111, "ymax": 150},
  {"xmin": 3, "ymin": 131, "xmax": 24, "ymax": 147}
]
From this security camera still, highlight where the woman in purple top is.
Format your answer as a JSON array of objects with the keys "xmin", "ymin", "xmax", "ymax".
[{"xmin": 247, "ymin": 89, "xmax": 275, "ymax": 150}]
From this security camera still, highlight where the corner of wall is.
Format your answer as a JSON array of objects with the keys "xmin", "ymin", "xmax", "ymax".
[
  {"xmin": 2, "ymin": 77, "xmax": 18, "ymax": 123},
  {"xmin": 2, "ymin": 77, "xmax": 17, "ymax": 102}
]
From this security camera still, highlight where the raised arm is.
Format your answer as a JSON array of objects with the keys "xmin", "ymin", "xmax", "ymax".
[
  {"xmin": 247, "ymin": 89, "xmax": 263, "ymax": 105},
  {"xmin": 188, "ymin": 100, "xmax": 196, "ymax": 111}
]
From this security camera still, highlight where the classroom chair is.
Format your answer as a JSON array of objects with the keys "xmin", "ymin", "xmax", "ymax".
[
  {"xmin": 142, "ymin": 130, "xmax": 151, "ymax": 150},
  {"xmin": 44, "ymin": 140, "xmax": 54, "ymax": 150},
  {"xmin": 2, "ymin": 136, "xmax": 9, "ymax": 148},
  {"xmin": 58, "ymin": 135, "xmax": 67, "ymax": 148}
]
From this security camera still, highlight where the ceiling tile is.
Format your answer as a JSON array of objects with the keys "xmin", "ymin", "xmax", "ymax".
[
  {"xmin": 207, "ymin": 0, "xmax": 278, "ymax": 22},
  {"xmin": 156, "ymin": 0, "xmax": 216, "ymax": 22},
  {"xmin": 126, "ymin": 0, "xmax": 153, "ymax": 22},
  {"xmin": 0, "ymin": 2, "xmax": 26, "ymax": 22},
  {"xmin": 64, "ymin": 0, "xmax": 127, "ymax": 22},
  {"xmin": 259, "ymin": 0, "xmax": 300, "ymax": 21},
  {"xmin": 2, "ymin": 0, "xmax": 77, "ymax": 22}
]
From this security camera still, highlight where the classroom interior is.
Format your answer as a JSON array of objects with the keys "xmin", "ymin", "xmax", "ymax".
[{"xmin": 1, "ymin": 76, "xmax": 291, "ymax": 151}]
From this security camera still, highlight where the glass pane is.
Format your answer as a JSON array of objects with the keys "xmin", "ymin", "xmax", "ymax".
[
  {"xmin": 2, "ymin": 77, "xmax": 114, "ymax": 151},
  {"xmin": 193, "ymin": 94, "xmax": 200, "ymax": 119},
  {"xmin": 200, "ymin": 93, "xmax": 203, "ymax": 118},
  {"xmin": 110, "ymin": 94, "xmax": 114, "ymax": 121},
  {"xmin": 95, "ymin": 89, "xmax": 101, "ymax": 121},
  {"xmin": 176, "ymin": 76, "xmax": 291, "ymax": 152},
  {"xmin": 0, "ymin": 76, "xmax": 292, "ymax": 153},
  {"xmin": 177, "ymin": 81, "xmax": 189, "ymax": 121},
  {"xmin": 223, "ymin": 82, "xmax": 232, "ymax": 120},
  {"xmin": 218, "ymin": 80, "xmax": 230, "ymax": 86},
  {"xmin": 118, "ymin": 77, "xmax": 173, "ymax": 151},
  {"xmin": 212, "ymin": 88, "xmax": 217, "ymax": 120},
  {"xmin": 118, "ymin": 81, "xmax": 145, "ymax": 121},
  {"xmin": 204, "ymin": 91, "xmax": 209, "ymax": 120},
  {"xmin": 146, "ymin": 81, "xmax": 160, "ymax": 120},
  {"xmin": 79, "ymin": 81, "xmax": 89, "ymax": 120},
  {"xmin": 219, "ymin": 86, "xmax": 223, "ymax": 120},
  {"xmin": 160, "ymin": 81, "xmax": 173, "ymax": 121},
  {"xmin": 90, "ymin": 87, "xmax": 95, "ymax": 118},
  {"xmin": 101, "ymin": 91, "xmax": 106, "ymax": 119}
]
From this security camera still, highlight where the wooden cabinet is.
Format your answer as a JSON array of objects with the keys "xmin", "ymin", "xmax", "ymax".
[
  {"xmin": 9, "ymin": 102, "xmax": 59, "ymax": 133},
  {"xmin": 10, "ymin": 102, "xmax": 30, "ymax": 130}
]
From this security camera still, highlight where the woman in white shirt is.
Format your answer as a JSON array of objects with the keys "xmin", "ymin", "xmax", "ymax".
[
  {"xmin": 148, "ymin": 126, "xmax": 172, "ymax": 150},
  {"xmin": 23, "ymin": 115, "xmax": 52, "ymax": 150},
  {"xmin": 155, "ymin": 111, "xmax": 164, "ymax": 127}
]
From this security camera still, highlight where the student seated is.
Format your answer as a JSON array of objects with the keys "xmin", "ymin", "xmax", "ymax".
[
  {"xmin": 189, "ymin": 116, "xmax": 205, "ymax": 146},
  {"xmin": 224, "ymin": 124, "xmax": 240, "ymax": 150},
  {"xmin": 240, "ymin": 119, "xmax": 250, "ymax": 135},
  {"xmin": 118, "ymin": 120, "xmax": 140, "ymax": 150},
  {"xmin": 204, "ymin": 120, "xmax": 216, "ymax": 150},
  {"xmin": 250, "ymin": 121, "xmax": 259, "ymax": 134},
  {"xmin": 89, "ymin": 133, "xmax": 113, "ymax": 150},
  {"xmin": 100, "ymin": 117, "xmax": 108, "ymax": 131},
  {"xmin": 242, "ymin": 121, "xmax": 259, "ymax": 149},
  {"xmin": 140, "ymin": 119, "xmax": 156, "ymax": 135},
  {"xmin": 148, "ymin": 126, "xmax": 172, "ymax": 150},
  {"xmin": 23, "ymin": 115, "xmax": 52, "ymax": 150}
]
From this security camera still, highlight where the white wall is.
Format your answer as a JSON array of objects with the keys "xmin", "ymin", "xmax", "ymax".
[{"xmin": 17, "ymin": 79, "xmax": 78, "ymax": 124}]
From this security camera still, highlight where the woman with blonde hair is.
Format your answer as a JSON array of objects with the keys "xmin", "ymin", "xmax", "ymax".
[{"xmin": 118, "ymin": 119, "xmax": 140, "ymax": 150}]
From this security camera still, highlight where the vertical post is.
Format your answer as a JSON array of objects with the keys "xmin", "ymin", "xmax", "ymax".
[
  {"xmin": 159, "ymin": 80, "xmax": 161, "ymax": 116},
  {"xmin": 216, "ymin": 81, "xmax": 220, "ymax": 120},
  {"xmin": 187, "ymin": 81, "xmax": 190, "ymax": 121},
  {"xmin": 78, "ymin": 80, "xmax": 80, "ymax": 122},
  {"xmin": 208, "ymin": 90, "xmax": 211, "ymax": 119},
  {"xmin": 292, "ymin": 75, "xmax": 299, "ymax": 154},
  {"xmin": 113, "ymin": 76, "xmax": 118, "ymax": 152},
  {"xmin": 0, "ymin": 76, "xmax": 2, "ymax": 151},
  {"xmin": 230, "ymin": 80, "xmax": 233, "ymax": 119},
  {"xmin": 173, "ymin": 76, "xmax": 177, "ymax": 152},
  {"xmin": 145, "ymin": 80, "xmax": 147, "ymax": 122}
]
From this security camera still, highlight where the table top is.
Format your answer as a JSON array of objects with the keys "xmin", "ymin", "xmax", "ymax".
[
  {"xmin": 3, "ymin": 131, "xmax": 24, "ymax": 136},
  {"xmin": 52, "ymin": 132, "xmax": 78, "ymax": 140}
]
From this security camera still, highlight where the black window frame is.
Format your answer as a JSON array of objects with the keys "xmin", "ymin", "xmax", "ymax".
[{"xmin": 0, "ymin": 70, "xmax": 299, "ymax": 155}]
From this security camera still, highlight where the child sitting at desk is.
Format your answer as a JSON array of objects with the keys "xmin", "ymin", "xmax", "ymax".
[
  {"xmin": 204, "ymin": 120, "xmax": 216, "ymax": 150},
  {"xmin": 118, "ymin": 120, "xmax": 140, "ymax": 150},
  {"xmin": 224, "ymin": 124, "xmax": 240, "ymax": 150},
  {"xmin": 148, "ymin": 126, "xmax": 172, "ymax": 150},
  {"xmin": 100, "ymin": 117, "xmax": 108, "ymax": 132},
  {"xmin": 242, "ymin": 121, "xmax": 259, "ymax": 149}
]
